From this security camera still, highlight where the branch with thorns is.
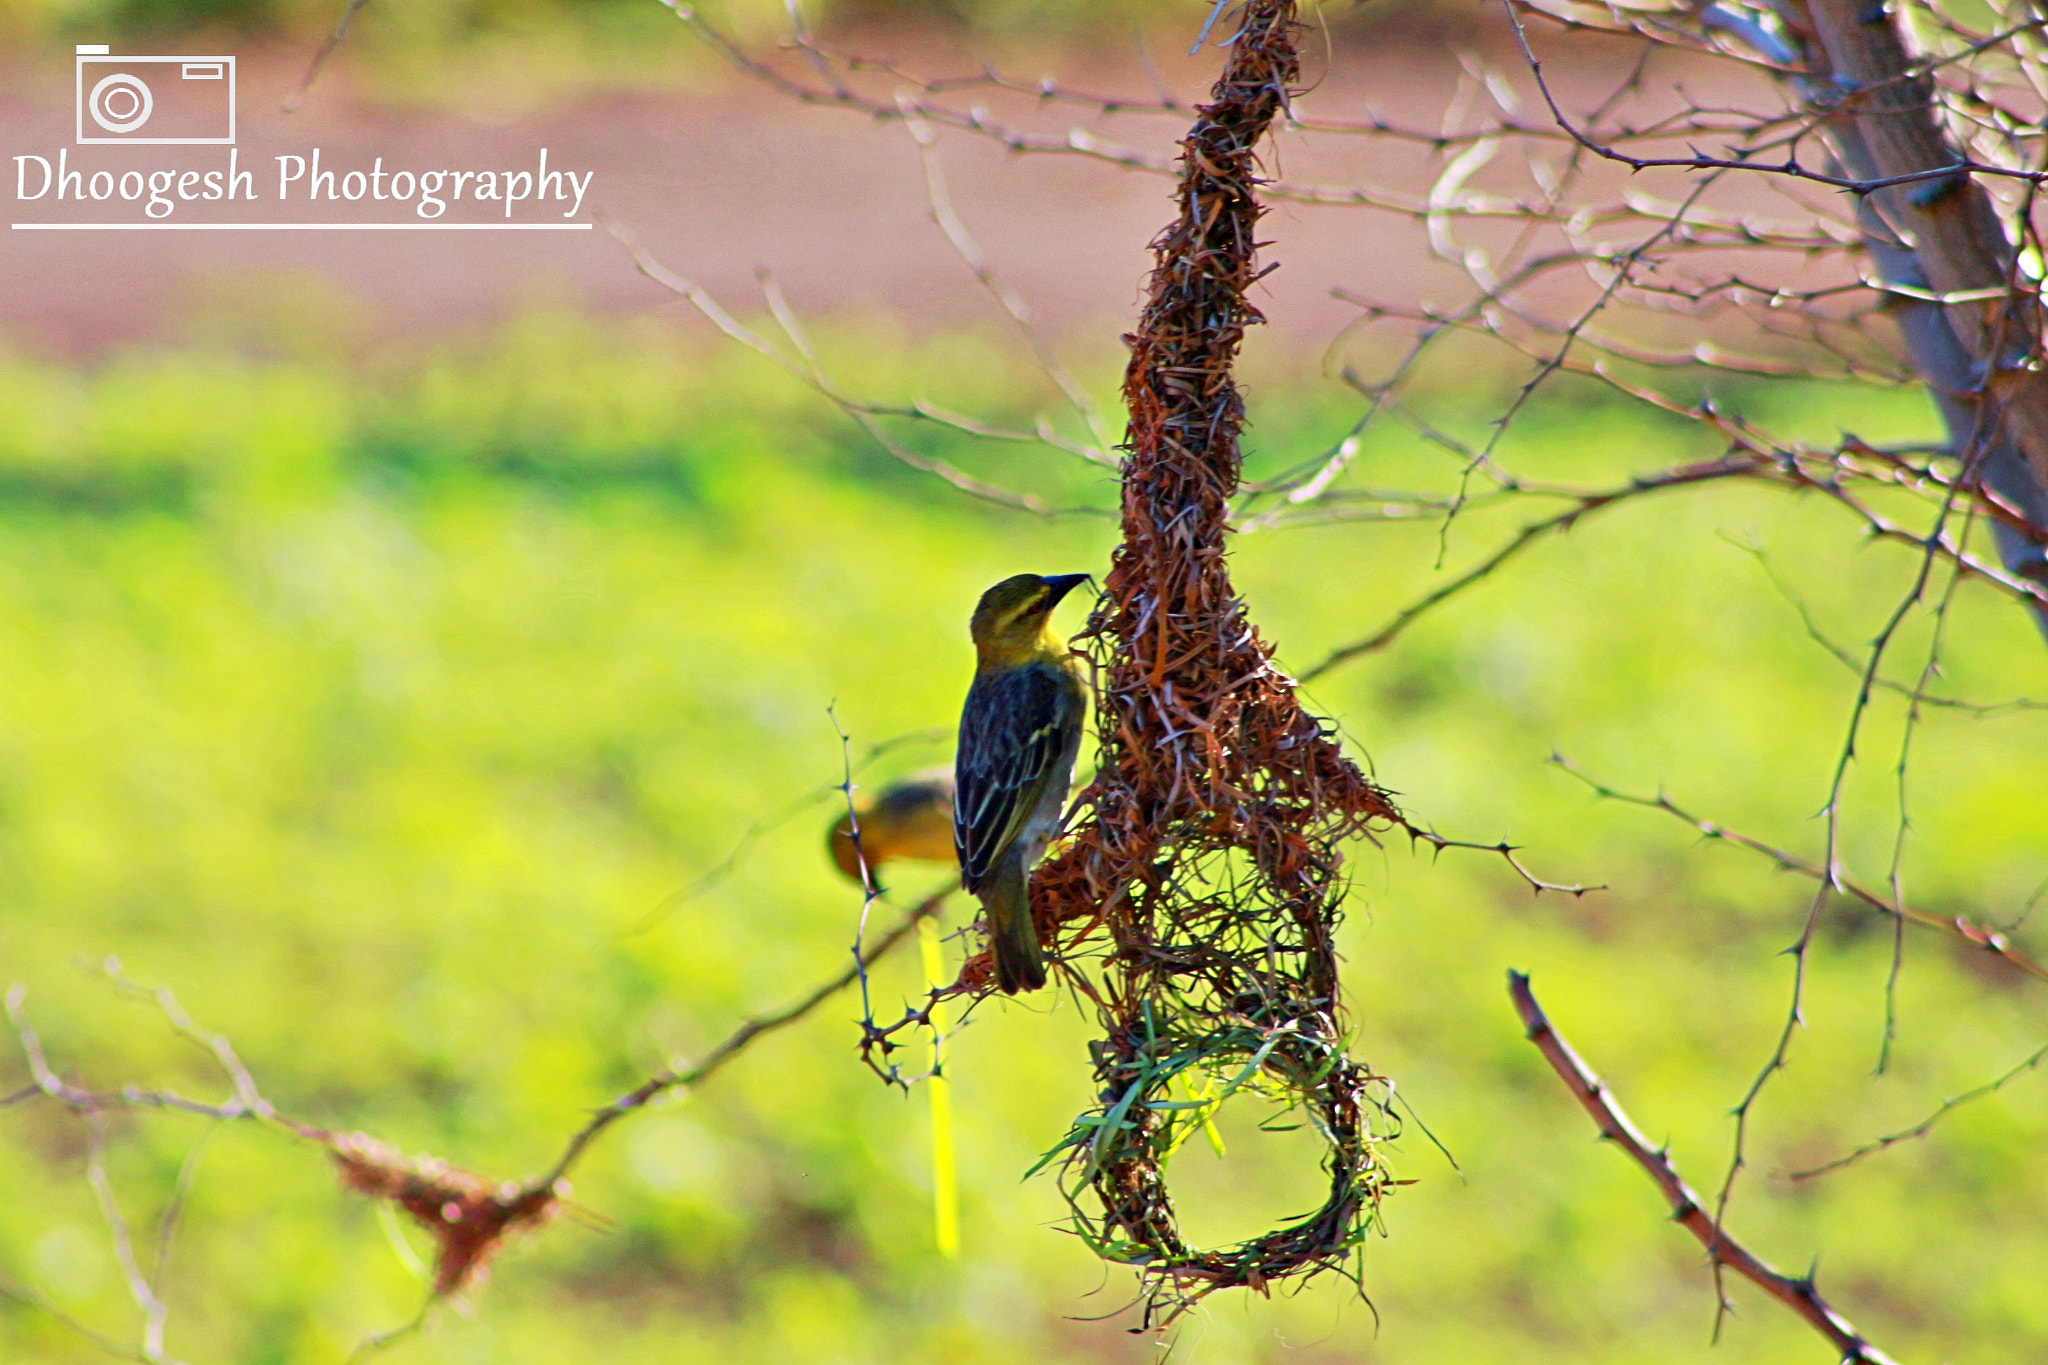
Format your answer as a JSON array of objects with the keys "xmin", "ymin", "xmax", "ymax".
[
  {"xmin": 1553, "ymin": 755, "xmax": 2048, "ymax": 986},
  {"xmin": 3, "ymin": 886, "xmax": 939, "ymax": 1360},
  {"xmin": 1509, "ymin": 970, "xmax": 1902, "ymax": 1365},
  {"xmin": 1790, "ymin": 1034, "xmax": 2048, "ymax": 1178}
]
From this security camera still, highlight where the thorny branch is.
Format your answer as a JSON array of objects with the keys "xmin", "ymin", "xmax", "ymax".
[
  {"xmin": 1554, "ymin": 755, "xmax": 2048, "ymax": 985},
  {"xmin": 1790, "ymin": 1035, "xmax": 2048, "ymax": 1178},
  {"xmin": 1297, "ymin": 433, "xmax": 2048, "ymax": 681},
  {"xmin": 1395, "ymin": 823, "xmax": 1603, "ymax": 896},
  {"xmin": 602, "ymin": 210, "xmax": 1082, "ymax": 516},
  {"xmin": 1509, "ymin": 971, "xmax": 1902, "ymax": 1365},
  {"xmin": 619, "ymin": 726, "xmax": 948, "ymax": 936},
  {"xmin": 531, "ymin": 889, "xmax": 945, "ymax": 1192},
  {"xmin": 3, "ymin": 889, "xmax": 939, "ymax": 1360},
  {"xmin": 1506, "ymin": 0, "xmax": 2048, "ymax": 193},
  {"xmin": 3, "ymin": 970, "xmax": 317, "ymax": 1365},
  {"xmin": 614, "ymin": 0, "xmax": 2048, "ymax": 660}
]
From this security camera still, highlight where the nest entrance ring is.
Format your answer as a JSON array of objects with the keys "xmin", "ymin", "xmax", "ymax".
[{"xmin": 1075, "ymin": 1010, "xmax": 1393, "ymax": 1303}]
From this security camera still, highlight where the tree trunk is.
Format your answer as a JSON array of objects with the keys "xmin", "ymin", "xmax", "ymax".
[{"xmin": 1775, "ymin": 0, "xmax": 2048, "ymax": 633}]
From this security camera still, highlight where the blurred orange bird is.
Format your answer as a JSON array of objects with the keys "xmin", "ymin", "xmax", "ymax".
[{"xmin": 826, "ymin": 767, "xmax": 959, "ymax": 889}]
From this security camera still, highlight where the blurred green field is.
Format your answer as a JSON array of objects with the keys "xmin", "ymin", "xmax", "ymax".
[
  {"xmin": 1, "ymin": 309, "xmax": 2045, "ymax": 1365},
  {"xmin": 0, "ymin": 0, "xmax": 1425, "ymax": 104},
  {"xmin": 0, "ymin": 0, "xmax": 1308, "ymax": 58}
]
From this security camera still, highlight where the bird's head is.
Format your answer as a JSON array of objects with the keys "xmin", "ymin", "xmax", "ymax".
[{"xmin": 969, "ymin": 572, "xmax": 1091, "ymax": 663}]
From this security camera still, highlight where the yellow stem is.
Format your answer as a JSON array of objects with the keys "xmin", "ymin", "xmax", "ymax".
[{"xmin": 918, "ymin": 918, "xmax": 960, "ymax": 1258}]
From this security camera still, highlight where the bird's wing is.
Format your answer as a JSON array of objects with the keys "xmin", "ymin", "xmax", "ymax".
[{"xmin": 955, "ymin": 663, "xmax": 1069, "ymax": 894}]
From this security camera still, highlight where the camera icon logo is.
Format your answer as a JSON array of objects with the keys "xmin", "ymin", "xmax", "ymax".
[{"xmin": 74, "ymin": 45, "xmax": 236, "ymax": 145}]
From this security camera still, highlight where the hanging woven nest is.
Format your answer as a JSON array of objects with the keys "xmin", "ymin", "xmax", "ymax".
[
  {"xmin": 1019, "ymin": 0, "xmax": 1404, "ymax": 1319},
  {"xmin": 854, "ymin": 0, "xmax": 1404, "ymax": 1321}
]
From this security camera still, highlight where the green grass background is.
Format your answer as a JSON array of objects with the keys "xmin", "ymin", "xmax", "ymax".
[
  {"xmin": 0, "ymin": 302, "xmax": 2045, "ymax": 1365},
  {"xmin": 0, "ymin": 0, "xmax": 1337, "ymax": 68},
  {"xmin": 0, "ymin": 0, "xmax": 1431, "ymax": 107}
]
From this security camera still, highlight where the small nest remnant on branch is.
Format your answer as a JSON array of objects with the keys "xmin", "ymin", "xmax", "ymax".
[
  {"xmin": 1024, "ymin": 0, "xmax": 1401, "ymax": 1320},
  {"xmin": 331, "ymin": 1133, "xmax": 564, "ymax": 1295}
]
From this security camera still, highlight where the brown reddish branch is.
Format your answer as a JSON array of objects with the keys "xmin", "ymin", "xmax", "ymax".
[
  {"xmin": 1299, "ymin": 452, "xmax": 1774, "ymax": 679},
  {"xmin": 1504, "ymin": 0, "xmax": 2029, "ymax": 193},
  {"xmin": 1508, "ymin": 971, "xmax": 1903, "ymax": 1365},
  {"xmin": 285, "ymin": 0, "xmax": 375, "ymax": 111},
  {"xmin": 5, "ymin": 896, "xmax": 940, "ymax": 1350},
  {"xmin": 530, "ymin": 888, "xmax": 945, "ymax": 1189},
  {"xmin": 1552, "ymin": 756, "xmax": 2048, "ymax": 987},
  {"xmin": 338, "ymin": 886, "xmax": 942, "ymax": 1314}
]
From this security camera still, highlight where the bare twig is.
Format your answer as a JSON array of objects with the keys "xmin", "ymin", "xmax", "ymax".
[
  {"xmin": 532, "ymin": 889, "xmax": 943, "ymax": 1191},
  {"xmin": 604, "ymin": 213, "xmax": 1032, "ymax": 510},
  {"xmin": 1508, "ymin": 0, "xmax": 2048, "ymax": 192},
  {"xmin": 151, "ymin": 1129, "xmax": 216, "ymax": 1298},
  {"xmin": 345, "ymin": 1303, "xmax": 431, "ymax": 1365},
  {"xmin": 83, "ymin": 1110, "xmax": 177, "ymax": 1365},
  {"xmin": 1398, "ymin": 822, "xmax": 1603, "ymax": 895},
  {"xmin": 1300, "ymin": 453, "xmax": 1771, "ymax": 679},
  {"xmin": 898, "ymin": 101, "xmax": 1117, "ymax": 463},
  {"xmin": 0, "ymin": 1274, "xmax": 155, "ymax": 1365},
  {"xmin": 599, "ymin": 211, "xmax": 1113, "ymax": 517},
  {"xmin": 1553, "ymin": 757, "xmax": 2048, "ymax": 985},
  {"xmin": 1791, "ymin": 1035, "xmax": 2048, "ymax": 1178},
  {"xmin": 286, "ymin": 0, "xmax": 376, "ymax": 112},
  {"xmin": 618, "ymin": 727, "xmax": 948, "ymax": 936}
]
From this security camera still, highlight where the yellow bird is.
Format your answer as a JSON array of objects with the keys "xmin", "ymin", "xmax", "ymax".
[
  {"xmin": 827, "ymin": 767, "xmax": 958, "ymax": 889},
  {"xmin": 953, "ymin": 573, "xmax": 1090, "ymax": 994}
]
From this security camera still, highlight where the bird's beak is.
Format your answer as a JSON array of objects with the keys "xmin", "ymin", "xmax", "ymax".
[{"xmin": 1042, "ymin": 573, "xmax": 1092, "ymax": 606}]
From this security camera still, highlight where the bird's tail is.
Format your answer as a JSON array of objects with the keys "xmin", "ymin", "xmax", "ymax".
[{"xmin": 984, "ymin": 855, "xmax": 1048, "ymax": 994}]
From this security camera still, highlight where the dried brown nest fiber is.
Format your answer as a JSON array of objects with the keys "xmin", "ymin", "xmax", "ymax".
[
  {"xmin": 331, "ymin": 1132, "xmax": 564, "ymax": 1295},
  {"xmin": 1020, "ymin": 0, "xmax": 1403, "ymax": 1320}
]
